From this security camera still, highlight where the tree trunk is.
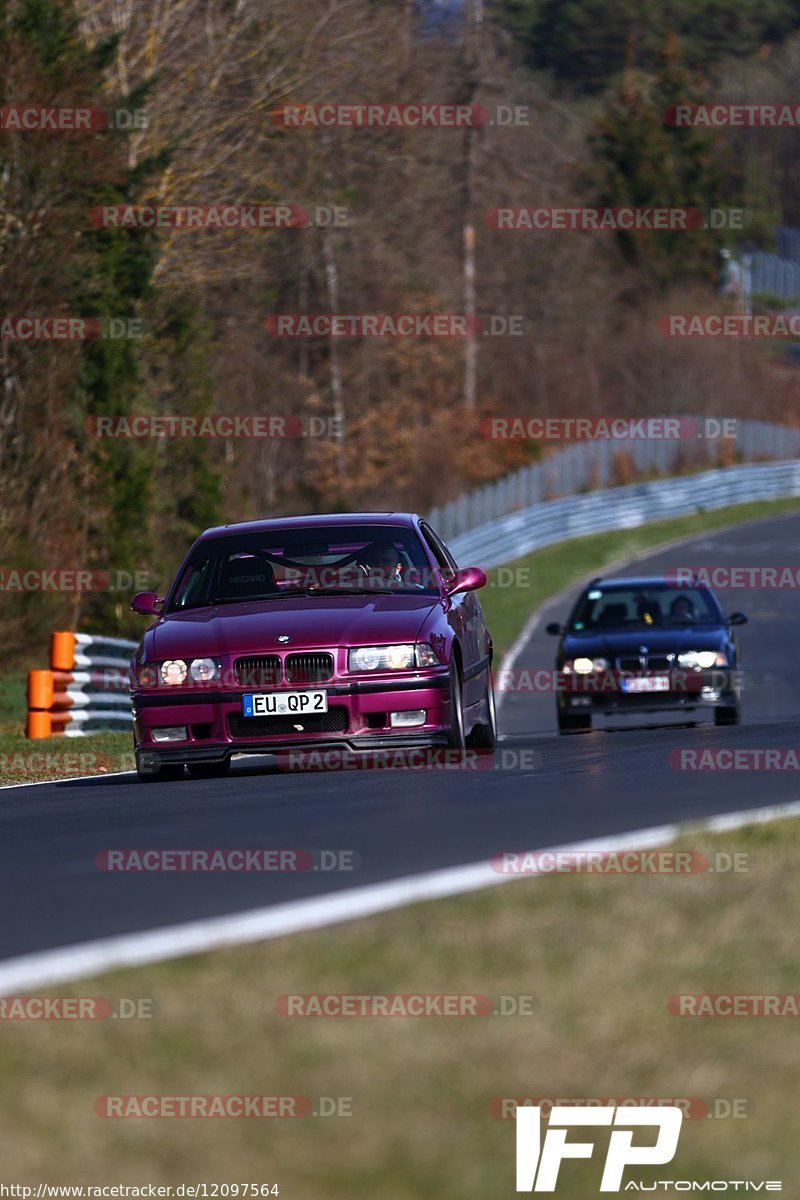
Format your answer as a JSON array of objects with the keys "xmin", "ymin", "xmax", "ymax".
[{"xmin": 462, "ymin": 0, "xmax": 484, "ymax": 411}]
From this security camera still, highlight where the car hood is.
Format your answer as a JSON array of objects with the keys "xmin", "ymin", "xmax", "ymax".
[
  {"xmin": 560, "ymin": 625, "xmax": 726, "ymax": 657},
  {"xmin": 146, "ymin": 594, "xmax": 438, "ymax": 659}
]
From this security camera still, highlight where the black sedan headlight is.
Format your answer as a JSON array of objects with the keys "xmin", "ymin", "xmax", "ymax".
[
  {"xmin": 677, "ymin": 651, "xmax": 727, "ymax": 669},
  {"xmin": 562, "ymin": 656, "xmax": 609, "ymax": 674}
]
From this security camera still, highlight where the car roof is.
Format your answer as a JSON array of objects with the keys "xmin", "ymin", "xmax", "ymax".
[
  {"xmin": 583, "ymin": 576, "xmax": 711, "ymax": 590},
  {"xmin": 197, "ymin": 512, "xmax": 419, "ymax": 541}
]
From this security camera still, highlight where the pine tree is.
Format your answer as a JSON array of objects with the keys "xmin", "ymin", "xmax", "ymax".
[{"xmin": 588, "ymin": 36, "xmax": 737, "ymax": 290}]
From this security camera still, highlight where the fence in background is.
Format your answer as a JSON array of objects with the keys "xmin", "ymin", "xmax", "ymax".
[
  {"xmin": 428, "ymin": 420, "xmax": 800, "ymax": 544},
  {"xmin": 27, "ymin": 632, "xmax": 134, "ymax": 738},
  {"xmin": 446, "ymin": 459, "xmax": 800, "ymax": 570}
]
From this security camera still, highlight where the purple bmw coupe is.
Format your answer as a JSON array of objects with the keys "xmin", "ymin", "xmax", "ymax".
[{"xmin": 130, "ymin": 513, "xmax": 495, "ymax": 781}]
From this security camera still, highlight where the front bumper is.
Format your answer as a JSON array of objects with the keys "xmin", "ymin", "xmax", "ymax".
[
  {"xmin": 132, "ymin": 671, "xmax": 452, "ymax": 767},
  {"xmin": 557, "ymin": 668, "xmax": 739, "ymax": 717}
]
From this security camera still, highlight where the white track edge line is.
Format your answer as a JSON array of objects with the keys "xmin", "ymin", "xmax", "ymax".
[
  {"xmin": 0, "ymin": 771, "xmax": 134, "ymax": 791},
  {"xmin": 0, "ymin": 801, "xmax": 799, "ymax": 994}
]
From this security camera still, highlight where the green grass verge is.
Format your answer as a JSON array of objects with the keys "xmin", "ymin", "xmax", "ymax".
[
  {"xmin": 0, "ymin": 820, "xmax": 796, "ymax": 1192},
  {"xmin": 0, "ymin": 732, "xmax": 132, "ymax": 785}
]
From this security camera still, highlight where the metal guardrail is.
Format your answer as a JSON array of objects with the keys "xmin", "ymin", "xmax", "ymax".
[
  {"xmin": 27, "ymin": 632, "xmax": 134, "ymax": 738},
  {"xmin": 428, "ymin": 420, "xmax": 800, "ymax": 543},
  {"xmin": 448, "ymin": 460, "xmax": 800, "ymax": 570}
]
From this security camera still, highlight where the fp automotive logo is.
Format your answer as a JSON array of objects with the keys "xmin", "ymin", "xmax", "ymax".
[
  {"xmin": 515, "ymin": 1106, "xmax": 782, "ymax": 1192},
  {"xmin": 516, "ymin": 1105, "xmax": 682, "ymax": 1192}
]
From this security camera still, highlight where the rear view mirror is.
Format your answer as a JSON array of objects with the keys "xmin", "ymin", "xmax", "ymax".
[
  {"xmin": 131, "ymin": 591, "xmax": 163, "ymax": 616},
  {"xmin": 728, "ymin": 611, "xmax": 748, "ymax": 626},
  {"xmin": 445, "ymin": 567, "xmax": 487, "ymax": 596}
]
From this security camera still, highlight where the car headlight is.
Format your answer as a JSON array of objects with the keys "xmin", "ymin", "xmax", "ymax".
[
  {"xmin": 415, "ymin": 643, "xmax": 440, "ymax": 668},
  {"xmin": 564, "ymin": 656, "xmax": 609, "ymax": 674},
  {"xmin": 349, "ymin": 644, "xmax": 417, "ymax": 672},
  {"xmin": 138, "ymin": 664, "xmax": 159, "ymax": 689},
  {"xmin": 160, "ymin": 659, "xmax": 188, "ymax": 686},
  {"xmin": 677, "ymin": 651, "xmax": 727, "ymax": 669},
  {"xmin": 189, "ymin": 657, "xmax": 220, "ymax": 683}
]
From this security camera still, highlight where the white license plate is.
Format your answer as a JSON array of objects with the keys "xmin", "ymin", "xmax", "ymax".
[
  {"xmin": 620, "ymin": 675, "xmax": 670, "ymax": 694},
  {"xmin": 242, "ymin": 690, "xmax": 328, "ymax": 717}
]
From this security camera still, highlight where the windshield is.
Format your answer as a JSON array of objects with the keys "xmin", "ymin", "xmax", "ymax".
[
  {"xmin": 568, "ymin": 585, "xmax": 723, "ymax": 631},
  {"xmin": 167, "ymin": 523, "xmax": 441, "ymax": 611}
]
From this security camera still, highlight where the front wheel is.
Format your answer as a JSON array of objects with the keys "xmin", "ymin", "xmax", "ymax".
[
  {"xmin": 714, "ymin": 703, "xmax": 740, "ymax": 726},
  {"xmin": 446, "ymin": 660, "xmax": 466, "ymax": 752},
  {"xmin": 467, "ymin": 667, "xmax": 497, "ymax": 750},
  {"xmin": 557, "ymin": 711, "xmax": 591, "ymax": 734}
]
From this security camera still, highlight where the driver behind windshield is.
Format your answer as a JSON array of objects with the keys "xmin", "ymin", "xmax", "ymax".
[
  {"xmin": 357, "ymin": 540, "xmax": 404, "ymax": 588},
  {"xmin": 668, "ymin": 594, "xmax": 696, "ymax": 622}
]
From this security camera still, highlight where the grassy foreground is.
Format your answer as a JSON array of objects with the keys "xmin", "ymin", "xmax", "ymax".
[
  {"xmin": 1, "ymin": 494, "xmax": 799, "ymax": 785},
  {"xmin": 0, "ymin": 819, "xmax": 796, "ymax": 1192}
]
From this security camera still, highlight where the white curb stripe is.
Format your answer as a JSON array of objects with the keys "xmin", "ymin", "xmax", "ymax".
[{"xmin": 0, "ymin": 799, "xmax": 797, "ymax": 994}]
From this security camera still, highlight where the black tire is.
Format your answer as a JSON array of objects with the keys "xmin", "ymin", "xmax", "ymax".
[
  {"xmin": 446, "ymin": 659, "xmax": 466, "ymax": 752},
  {"xmin": 466, "ymin": 667, "xmax": 498, "ymax": 750},
  {"xmin": 186, "ymin": 761, "xmax": 231, "ymax": 779},
  {"xmin": 714, "ymin": 703, "xmax": 740, "ymax": 726},
  {"xmin": 557, "ymin": 711, "xmax": 591, "ymax": 734},
  {"xmin": 136, "ymin": 762, "xmax": 185, "ymax": 783}
]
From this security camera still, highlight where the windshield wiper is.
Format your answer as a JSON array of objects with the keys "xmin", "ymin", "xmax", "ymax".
[
  {"xmin": 213, "ymin": 586, "xmax": 396, "ymax": 602},
  {"xmin": 301, "ymin": 585, "xmax": 394, "ymax": 596}
]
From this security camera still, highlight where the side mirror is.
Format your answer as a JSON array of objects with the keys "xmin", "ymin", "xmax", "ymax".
[
  {"xmin": 728, "ymin": 612, "xmax": 748, "ymax": 626},
  {"xmin": 545, "ymin": 622, "xmax": 562, "ymax": 636},
  {"xmin": 444, "ymin": 566, "xmax": 487, "ymax": 596},
  {"xmin": 131, "ymin": 591, "xmax": 163, "ymax": 616}
]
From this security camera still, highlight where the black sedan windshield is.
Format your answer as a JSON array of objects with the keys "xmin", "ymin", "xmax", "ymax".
[{"xmin": 569, "ymin": 585, "xmax": 722, "ymax": 631}]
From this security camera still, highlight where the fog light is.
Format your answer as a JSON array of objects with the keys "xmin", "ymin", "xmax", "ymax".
[
  {"xmin": 390, "ymin": 710, "xmax": 426, "ymax": 728},
  {"xmin": 152, "ymin": 726, "xmax": 188, "ymax": 742},
  {"xmin": 701, "ymin": 687, "xmax": 721, "ymax": 702}
]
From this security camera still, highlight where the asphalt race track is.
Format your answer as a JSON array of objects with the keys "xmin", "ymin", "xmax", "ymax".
[{"xmin": 2, "ymin": 511, "xmax": 799, "ymax": 963}]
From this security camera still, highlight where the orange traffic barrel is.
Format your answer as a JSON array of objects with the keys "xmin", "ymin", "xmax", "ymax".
[
  {"xmin": 27, "ymin": 669, "xmax": 55, "ymax": 712},
  {"xmin": 51, "ymin": 631, "xmax": 77, "ymax": 671}
]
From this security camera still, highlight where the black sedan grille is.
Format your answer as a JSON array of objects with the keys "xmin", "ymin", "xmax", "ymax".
[
  {"xmin": 617, "ymin": 654, "xmax": 674, "ymax": 672},
  {"xmin": 228, "ymin": 708, "xmax": 347, "ymax": 739},
  {"xmin": 234, "ymin": 655, "xmax": 281, "ymax": 687},
  {"xmin": 285, "ymin": 652, "xmax": 334, "ymax": 683}
]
